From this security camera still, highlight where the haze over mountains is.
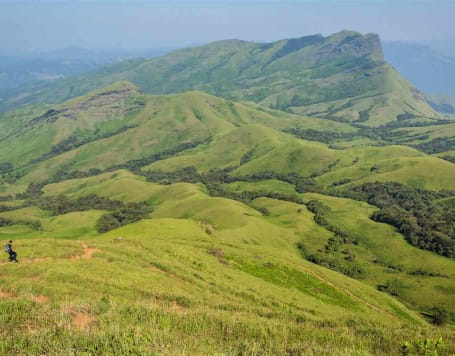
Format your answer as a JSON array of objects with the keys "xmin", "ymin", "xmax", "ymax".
[
  {"xmin": 0, "ymin": 47, "xmax": 172, "ymax": 102},
  {"xmin": 383, "ymin": 42, "xmax": 455, "ymax": 113},
  {"xmin": 0, "ymin": 30, "xmax": 454, "ymax": 354}
]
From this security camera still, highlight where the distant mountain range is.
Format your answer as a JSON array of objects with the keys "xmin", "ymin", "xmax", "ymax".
[
  {"xmin": 0, "ymin": 47, "xmax": 171, "ymax": 100},
  {"xmin": 3, "ymin": 37, "xmax": 455, "ymax": 118}
]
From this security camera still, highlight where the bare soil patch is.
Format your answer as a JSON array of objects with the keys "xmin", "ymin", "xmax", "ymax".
[
  {"xmin": 0, "ymin": 289, "xmax": 11, "ymax": 298},
  {"xmin": 73, "ymin": 313, "xmax": 95, "ymax": 330},
  {"xmin": 33, "ymin": 295, "xmax": 48, "ymax": 303}
]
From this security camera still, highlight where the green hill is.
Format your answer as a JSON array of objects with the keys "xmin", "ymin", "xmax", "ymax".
[
  {"xmin": 0, "ymin": 83, "xmax": 356, "ymax": 192},
  {"xmin": 0, "ymin": 70, "xmax": 454, "ymax": 352},
  {"xmin": 2, "ymin": 171, "xmax": 453, "ymax": 354},
  {"xmin": 0, "ymin": 31, "xmax": 444, "ymax": 128}
]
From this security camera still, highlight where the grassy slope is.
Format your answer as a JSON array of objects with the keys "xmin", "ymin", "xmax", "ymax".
[
  {"xmin": 0, "ymin": 84, "xmax": 454, "ymax": 352},
  {"xmin": 226, "ymin": 179, "xmax": 298, "ymax": 196},
  {"xmin": 3, "ymin": 219, "xmax": 447, "ymax": 354},
  {"xmin": 145, "ymin": 125, "xmax": 455, "ymax": 191},
  {"xmin": 34, "ymin": 170, "xmax": 455, "ymax": 319},
  {"xmin": 0, "ymin": 85, "xmax": 357, "ymax": 195},
  {"xmin": 299, "ymin": 193, "xmax": 455, "ymax": 314},
  {"xmin": 222, "ymin": 178, "xmax": 455, "ymax": 311},
  {"xmin": 316, "ymin": 146, "xmax": 455, "ymax": 191},
  {"xmin": 291, "ymin": 62, "xmax": 439, "ymax": 126},
  {"xmin": 391, "ymin": 122, "xmax": 455, "ymax": 145},
  {"xmin": 0, "ymin": 82, "xmax": 452, "ymax": 196},
  {"xmin": 0, "ymin": 206, "xmax": 104, "ymax": 239},
  {"xmin": 4, "ymin": 173, "xmax": 453, "ymax": 354},
  {"xmin": 235, "ymin": 142, "xmax": 455, "ymax": 191},
  {"xmin": 0, "ymin": 89, "xmax": 240, "ymax": 192},
  {"xmin": 146, "ymin": 124, "xmax": 338, "ymax": 176},
  {"xmin": 388, "ymin": 122, "xmax": 455, "ymax": 157},
  {"xmin": 0, "ymin": 81, "xmax": 142, "ymax": 167}
]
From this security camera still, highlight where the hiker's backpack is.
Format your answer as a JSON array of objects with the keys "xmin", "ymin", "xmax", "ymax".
[{"xmin": 4, "ymin": 244, "xmax": 11, "ymax": 253}]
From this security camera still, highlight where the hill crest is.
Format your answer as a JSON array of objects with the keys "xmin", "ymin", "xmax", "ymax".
[{"xmin": 0, "ymin": 30, "xmax": 442, "ymax": 127}]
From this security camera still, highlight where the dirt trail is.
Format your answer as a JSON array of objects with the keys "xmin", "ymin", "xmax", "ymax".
[
  {"xmin": 0, "ymin": 242, "xmax": 100, "ymax": 300},
  {"xmin": 70, "ymin": 243, "xmax": 99, "ymax": 260},
  {"xmin": 33, "ymin": 295, "xmax": 48, "ymax": 303},
  {"xmin": 170, "ymin": 301, "xmax": 184, "ymax": 312}
]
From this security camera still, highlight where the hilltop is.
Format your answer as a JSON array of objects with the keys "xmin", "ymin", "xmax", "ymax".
[{"xmin": 0, "ymin": 31, "xmax": 444, "ymax": 128}]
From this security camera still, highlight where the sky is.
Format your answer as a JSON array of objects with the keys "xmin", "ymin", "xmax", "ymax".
[{"xmin": 0, "ymin": 0, "xmax": 454, "ymax": 53}]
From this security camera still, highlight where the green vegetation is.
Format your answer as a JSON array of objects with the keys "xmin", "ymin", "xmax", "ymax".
[
  {"xmin": 4, "ymin": 167, "xmax": 455, "ymax": 325},
  {"xmin": 293, "ymin": 193, "xmax": 455, "ymax": 325},
  {"xmin": 21, "ymin": 186, "xmax": 153, "ymax": 234},
  {"xmin": 0, "ymin": 31, "xmax": 445, "ymax": 129},
  {"xmin": 346, "ymin": 182, "xmax": 455, "ymax": 258},
  {"xmin": 95, "ymin": 202, "xmax": 151, "ymax": 233},
  {"xmin": 1, "ymin": 212, "xmax": 453, "ymax": 354},
  {"xmin": 0, "ymin": 32, "xmax": 454, "ymax": 353}
]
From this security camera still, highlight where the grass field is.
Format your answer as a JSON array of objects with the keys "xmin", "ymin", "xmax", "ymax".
[
  {"xmin": 0, "ymin": 78, "xmax": 454, "ymax": 353},
  {"xmin": 2, "ymin": 215, "xmax": 453, "ymax": 354},
  {"xmin": 318, "ymin": 155, "xmax": 455, "ymax": 191},
  {"xmin": 5, "ymin": 172, "xmax": 455, "ymax": 324}
]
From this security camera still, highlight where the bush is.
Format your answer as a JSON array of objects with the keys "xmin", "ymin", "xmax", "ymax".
[{"xmin": 430, "ymin": 307, "xmax": 449, "ymax": 326}]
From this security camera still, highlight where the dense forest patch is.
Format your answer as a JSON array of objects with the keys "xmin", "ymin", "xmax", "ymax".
[{"xmin": 346, "ymin": 182, "xmax": 455, "ymax": 258}]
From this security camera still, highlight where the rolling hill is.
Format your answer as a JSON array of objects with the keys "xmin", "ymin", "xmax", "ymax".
[
  {"xmin": 0, "ymin": 82, "xmax": 355, "ymax": 191},
  {"xmin": 0, "ymin": 33, "xmax": 454, "ymax": 354},
  {"xmin": 1, "ymin": 82, "xmax": 453, "ymax": 193},
  {"xmin": 2, "ymin": 169, "xmax": 454, "ymax": 354}
]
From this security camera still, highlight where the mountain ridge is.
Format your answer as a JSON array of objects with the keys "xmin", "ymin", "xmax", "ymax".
[{"xmin": 0, "ymin": 31, "xmax": 442, "ymax": 128}]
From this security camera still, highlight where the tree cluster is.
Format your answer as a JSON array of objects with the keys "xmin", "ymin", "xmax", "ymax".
[
  {"xmin": 36, "ymin": 193, "xmax": 125, "ymax": 216},
  {"xmin": 96, "ymin": 202, "xmax": 151, "ymax": 233},
  {"xmin": 299, "ymin": 200, "xmax": 363, "ymax": 278},
  {"xmin": 0, "ymin": 216, "xmax": 42, "ymax": 231},
  {"xmin": 18, "ymin": 183, "xmax": 151, "ymax": 233},
  {"xmin": 347, "ymin": 182, "xmax": 455, "ymax": 258}
]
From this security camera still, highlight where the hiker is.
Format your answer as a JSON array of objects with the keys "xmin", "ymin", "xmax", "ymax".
[{"xmin": 4, "ymin": 240, "xmax": 18, "ymax": 262}]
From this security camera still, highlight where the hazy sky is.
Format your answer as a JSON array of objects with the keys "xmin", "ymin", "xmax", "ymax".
[{"xmin": 0, "ymin": 0, "xmax": 454, "ymax": 53}]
